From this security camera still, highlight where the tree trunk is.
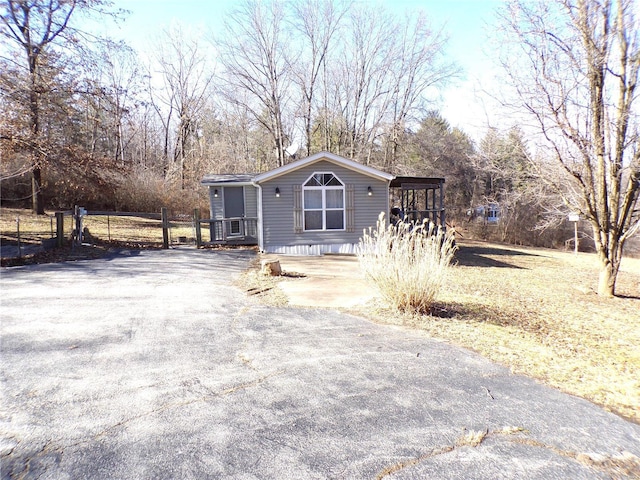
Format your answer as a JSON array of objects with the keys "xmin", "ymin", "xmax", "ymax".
[
  {"xmin": 594, "ymin": 230, "xmax": 622, "ymax": 297},
  {"xmin": 305, "ymin": 102, "xmax": 312, "ymax": 157},
  {"xmin": 31, "ymin": 166, "xmax": 44, "ymax": 214},
  {"xmin": 597, "ymin": 258, "xmax": 616, "ymax": 297},
  {"xmin": 29, "ymin": 57, "xmax": 45, "ymax": 215}
]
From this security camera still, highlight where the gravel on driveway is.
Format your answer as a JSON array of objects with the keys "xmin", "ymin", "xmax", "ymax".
[{"xmin": 1, "ymin": 248, "xmax": 639, "ymax": 479}]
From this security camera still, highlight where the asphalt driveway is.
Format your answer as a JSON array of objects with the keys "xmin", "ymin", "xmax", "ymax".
[{"xmin": 1, "ymin": 248, "xmax": 639, "ymax": 479}]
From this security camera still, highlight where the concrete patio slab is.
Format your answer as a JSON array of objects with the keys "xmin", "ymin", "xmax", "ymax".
[{"xmin": 261, "ymin": 254, "xmax": 377, "ymax": 308}]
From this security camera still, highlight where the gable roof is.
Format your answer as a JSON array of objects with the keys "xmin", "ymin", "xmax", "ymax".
[{"xmin": 253, "ymin": 151, "xmax": 394, "ymax": 183}]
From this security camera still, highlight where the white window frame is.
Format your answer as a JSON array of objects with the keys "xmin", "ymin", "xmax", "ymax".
[{"xmin": 302, "ymin": 172, "xmax": 345, "ymax": 232}]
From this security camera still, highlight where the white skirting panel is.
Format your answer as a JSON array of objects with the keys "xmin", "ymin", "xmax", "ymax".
[{"xmin": 264, "ymin": 243, "xmax": 358, "ymax": 256}]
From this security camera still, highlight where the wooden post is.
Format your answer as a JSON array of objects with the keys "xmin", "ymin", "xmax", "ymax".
[
  {"xmin": 16, "ymin": 216, "xmax": 22, "ymax": 258},
  {"xmin": 161, "ymin": 207, "xmax": 169, "ymax": 249},
  {"xmin": 56, "ymin": 212, "xmax": 64, "ymax": 247},
  {"xmin": 194, "ymin": 208, "xmax": 202, "ymax": 248},
  {"xmin": 439, "ymin": 182, "xmax": 445, "ymax": 227},
  {"xmin": 73, "ymin": 205, "xmax": 84, "ymax": 247}
]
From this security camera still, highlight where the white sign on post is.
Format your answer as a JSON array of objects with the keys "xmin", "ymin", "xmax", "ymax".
[{"xmin": 568, "ymin": 213, "xmax": 579, "ymax": 254}]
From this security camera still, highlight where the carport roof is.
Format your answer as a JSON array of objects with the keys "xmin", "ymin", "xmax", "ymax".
[{"xmin": 390, "ymin": 176, "xmax": 445, "ymax": 188}]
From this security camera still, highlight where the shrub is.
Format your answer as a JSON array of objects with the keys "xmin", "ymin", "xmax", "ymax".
[
  {"xmin": 358, "ymin": 213, "xmax": 457, "ymax": 314},
  {"xmin": 113, "ymin": 167, "xmax": 208, "ymax": 215}
]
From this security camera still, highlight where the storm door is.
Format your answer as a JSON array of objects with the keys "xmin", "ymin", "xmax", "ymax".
[{"xmin": 224, "ymin": 187, "xmax": 245, "ymax": 236}]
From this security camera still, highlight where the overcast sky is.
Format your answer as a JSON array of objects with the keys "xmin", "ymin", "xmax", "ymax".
[{"xmin": 103, "ymin": 0, "xmax": 507, "ymax": 141}]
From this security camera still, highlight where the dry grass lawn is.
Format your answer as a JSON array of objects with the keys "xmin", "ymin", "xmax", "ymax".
[
  {"xmin": 351, "ymin": 240, "xmax": 640, "ymax": 423},
  {"xmin": 0, "ymin": 207, "xmax": 194, "ymax": 247}
]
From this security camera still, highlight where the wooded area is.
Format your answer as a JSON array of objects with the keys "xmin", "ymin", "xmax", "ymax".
[
  {"xmin": 0, "ymin": 0, "xmax": 532, "ymax": 216},
  {"xmin": 1, "ymin": 0, "xmax": 639, "ymax": 295}
]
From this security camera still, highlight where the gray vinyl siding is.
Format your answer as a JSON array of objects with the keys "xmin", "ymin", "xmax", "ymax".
[
  {"xmin": 209, "ymin": 188, "xmax": 224, "ymax": 220},
  {"xmin": 209, "ymin": 185, "xmax": 257, "ymax": 219},
  {"xmin": 244, "ymin": 186, "xmax": 258, "ymax": 217},
  {"xmin": 259, "ymin": 160, "xmax": 389, "ymax": 250}
]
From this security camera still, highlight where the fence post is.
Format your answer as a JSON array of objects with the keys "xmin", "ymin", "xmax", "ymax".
[
  {"xmin": 194, "ymin": 208, "xmax": 202, "ymax": 248},
  {"xmin": 56, "ymin": 212, "xmax": 64, "ymax": 247},
  {"xmin": 73, "ymin": 205, "xmax": 78, "ymax": 246},
  {"xmin": 16, "ymin": 216, "xmax": 22, "ymax": 258},
  {"xmin": 73, "ymin": 205, "xmax": 87, "ymax": 246},
  {"xmin": 161, "ymin": 207, "xmax": 169, "ymax": 249}
]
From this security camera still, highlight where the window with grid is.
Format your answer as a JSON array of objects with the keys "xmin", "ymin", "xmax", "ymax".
[{"xmin": 303, "ymin": 173, "xmax": 345, "ymax": 231}]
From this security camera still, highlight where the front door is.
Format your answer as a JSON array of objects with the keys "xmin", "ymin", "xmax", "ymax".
[{"xmin": 224, "ymin": 187, "xmax": 245, "ymax": 236}]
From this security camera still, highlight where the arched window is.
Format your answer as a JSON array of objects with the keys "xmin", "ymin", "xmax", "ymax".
[{"xmin": 303, "ymin": 172, "xmax": 345, "ymax": 231}]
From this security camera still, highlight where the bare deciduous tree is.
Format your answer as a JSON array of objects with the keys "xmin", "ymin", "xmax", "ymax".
[
  {"xmin": 337, "ymin": 4, "xmax": 395, "ymax": 163},
  {"xmin": 81, "ymin": 40, "xmax": 143, "ymax": 164},
  {"xmin": 1, "ymin": 0, "xmax": 78, "ymax": 213},
  {"xmin": 385, "ymin": 11, "xmax": 456, "ymax": 168},
  {"xmin": 325, "ymin": 3, "xmax": 455, "ymax": 166},
  {"xmin": 499, "ymin": 0, "xmax": 640, "ymax": 296},
  {"xmin": 0, "ymin": 0, "xmax": 120, "ymax": 212},
  {"xmin": 289, "ymin": 0, "xmax": 348, "ymax": 157},
  {"xmin": 150, "ymin": 24, "xmax": 213, "ymax": 188},
  {"xmin": 475, "ymin": 127, "xmax": 538, "ymax": 243},
  {"xmin": 217, "ymin": 0, "xmax": 292, "ymax": 168}
]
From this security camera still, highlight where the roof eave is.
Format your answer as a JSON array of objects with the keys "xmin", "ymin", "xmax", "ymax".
[
  {"xmin": 201, "ymin": 180, "xmax": 256, "ymax": 187},
  {"xmin": 254, "ymin": 151, "xmax": 394, "ymax": 183}
]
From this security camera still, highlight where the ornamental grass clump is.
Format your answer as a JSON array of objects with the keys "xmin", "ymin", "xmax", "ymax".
[{"xmin": 358, "ymin": 213, "xmax": 457, "ymax": 314}]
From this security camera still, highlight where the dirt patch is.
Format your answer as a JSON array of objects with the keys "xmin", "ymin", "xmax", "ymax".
[{"xmin": 235, "ymin": 258, "xmax": 290, "ymax": 306}]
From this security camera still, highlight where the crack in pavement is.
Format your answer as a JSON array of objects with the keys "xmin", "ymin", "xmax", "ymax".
[
  {"xmin": 375, "ymin": 427, "xmax": 640, "ymax": 479},
  {"xmin": 509, "ymin": 437, "xmax": 640, "ymax": 479},
  {"xmin": 1, "ymin": 371, "xmax": 284, "ymax": 478},
  {"xmin": 88, "ymin": 371, "xmax": 283, "ymax": 443},
  {"xmin": 2, "ymin": 439, "xmax": 58, "ymax": 480}
]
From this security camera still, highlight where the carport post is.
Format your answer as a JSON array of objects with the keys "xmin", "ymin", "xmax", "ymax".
[
  {"xmin": 161, "ymin": 207, "xmax": 169, "ymax": 249},
  {"xmin": 194, "ymin": 208, "xmax": 202, "ymax": 248},
  {"xmin": 56, "ymin": 212, "xmax": 64, "ymax": 247}
]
